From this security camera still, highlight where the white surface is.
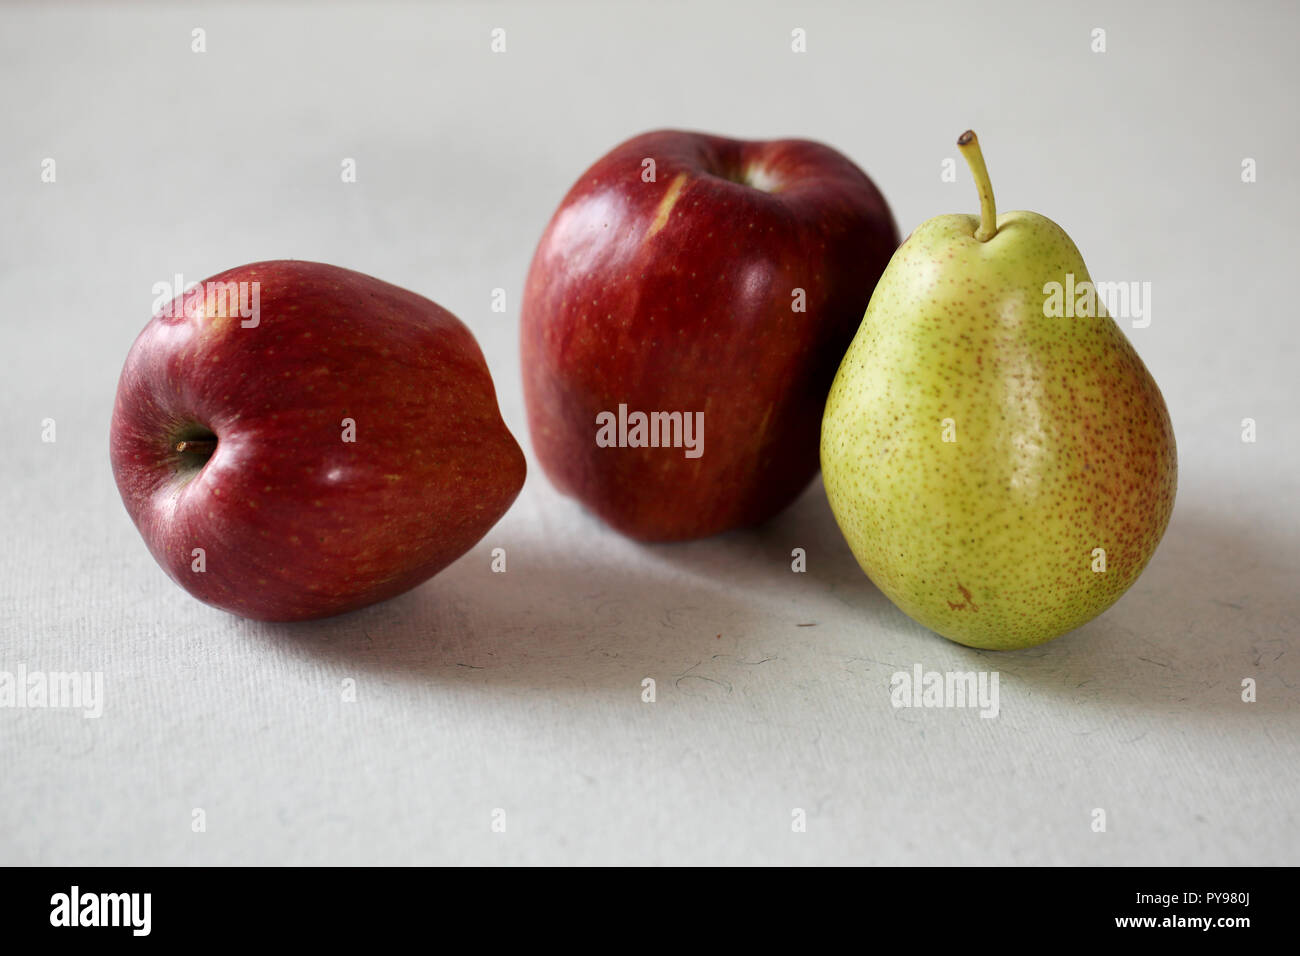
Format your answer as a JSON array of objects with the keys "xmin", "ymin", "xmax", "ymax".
[{"xmin": 2, "ymin": 1, "xmax": 1297, "ymax": 866}]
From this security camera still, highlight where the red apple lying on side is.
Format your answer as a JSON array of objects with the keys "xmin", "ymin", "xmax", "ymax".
[
  {"xmin": 521, "ymin": 129, "xmax": 898, "ymax": 542},
  {"xmin": 110, "ymin": 260, "xmax": 525, "ymax": 621}
]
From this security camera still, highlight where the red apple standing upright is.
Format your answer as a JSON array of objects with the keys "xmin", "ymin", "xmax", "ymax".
[
  {"xmin": 521, "ymin": 129, "xmax": 898, "ymax": 541},
  {"xmin": 110, "ymin": 260, "xmax": 525, "ymax": 621}
]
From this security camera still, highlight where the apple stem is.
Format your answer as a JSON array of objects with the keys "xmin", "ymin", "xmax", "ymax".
[
  {"xmin": 957, "ymin": 130, "xmax": 997, "ymax": 241},
  {"xmin": 175, "ymin": 439, "xmax": 217, "ymax": 456}
]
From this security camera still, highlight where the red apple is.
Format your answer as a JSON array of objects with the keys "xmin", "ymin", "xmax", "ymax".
[
  {"xmin": 521, "ymin": 129, "xmax": 898, "ymax": 541},
  {"xmin": 110, "ymin": 260, "xmax": 525, "ymax": 621}
]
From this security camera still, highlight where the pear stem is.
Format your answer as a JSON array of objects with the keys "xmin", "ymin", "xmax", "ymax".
[{"xmin": 957, "ymin": 130, "xmax": 997, "ymax": 241}]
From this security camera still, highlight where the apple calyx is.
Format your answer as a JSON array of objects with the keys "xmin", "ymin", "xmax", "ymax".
[
  {"xmin": 171, "ymin": 427, "xmax": 219, "ymax": 474},
  {"xmin": 957, "ymin": 130, "xmax": 998, "ymax": 242}
]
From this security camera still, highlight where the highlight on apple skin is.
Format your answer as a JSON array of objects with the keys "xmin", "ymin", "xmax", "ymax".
[
  {"xmin": 110, "ymin": 260, "xmax": 526, "ymax": 622},
  {"xmin": 521, "ymin": 129, "xmax": 899, "ymax": 542}
]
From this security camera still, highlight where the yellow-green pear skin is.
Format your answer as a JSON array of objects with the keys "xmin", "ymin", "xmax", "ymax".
[{"xmin": 821, "ymin": 207, "xmax": 1177, "ymax": 650}]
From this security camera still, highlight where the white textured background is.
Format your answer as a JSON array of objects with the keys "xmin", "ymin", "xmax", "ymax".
[{"xmin": 2, "ymin": 0, "xmax": 1297, "ymax": 865}]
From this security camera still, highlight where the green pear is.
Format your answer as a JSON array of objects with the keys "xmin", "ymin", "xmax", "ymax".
[{"xmin": 821, "ymin": 131, "xmax": 1176, "ymax": 650}]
